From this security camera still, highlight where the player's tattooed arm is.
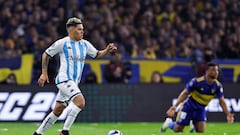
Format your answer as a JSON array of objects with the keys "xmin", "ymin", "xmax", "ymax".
[
  {"xmin": 38, "ymin": 52, "xmax": 50, "ymax": 87},
  {"xmin": 42, "ymin": 52, "xmax": 50, "ymax": 74}
]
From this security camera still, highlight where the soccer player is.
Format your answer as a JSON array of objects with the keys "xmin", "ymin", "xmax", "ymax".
[
  {"xmin": 161, "ymin": 62, "xmax": 234, "ymax": 133},
  {"xmin": 33, "ymin": 17, "xmax": 117, "ymax": 135}
]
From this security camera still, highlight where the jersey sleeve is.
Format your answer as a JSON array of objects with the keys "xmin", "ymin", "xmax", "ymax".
[
  {"xmin": 216, "ymin": 83, "xmax": 224, "ymax": 98},
  {"xmin": 84, "ymin": 40, "xmax": 98, "ymax": 58},
  {"xmin": 185, "ymin": 78, "xmax": 196, "ymax": 92},
  {"xmin": 45, "ymin": 40, "xmax": 63, "ymax": 57}
]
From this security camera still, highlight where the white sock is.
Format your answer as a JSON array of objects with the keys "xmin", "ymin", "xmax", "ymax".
[
  {"xmin": 36, "ymin": 112, "xmax": 58, "ymax": 134},
  {"xmin": 63, "ymin": 104, "xmax": 81, "ymax": 130}
]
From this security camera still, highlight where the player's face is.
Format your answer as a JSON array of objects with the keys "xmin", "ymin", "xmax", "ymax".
[
  {"xmin": 73, "ymin": 24, "xmax": 84, "ymax": 40},
  {"xmin": 207, "ymin": 66, "xmax": 219, "ymax": 79}
]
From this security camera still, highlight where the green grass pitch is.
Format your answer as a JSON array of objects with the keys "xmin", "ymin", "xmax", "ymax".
[{"xmin": 0, "ymin": 122, "xmax": 239, "ymax": 135}]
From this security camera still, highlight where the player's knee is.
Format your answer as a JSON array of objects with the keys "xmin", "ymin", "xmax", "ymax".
[
  {"xmin": 196, "ymin": 129, "xmax": 205, "ymax": 133},
  {"xmin": 73, "ymin": 96, "xmax": 85, "ymax": 108},
  {"xmin": 195, "ymin": 124, "xmax": 205, "ymax": 132},
  {"xmin": 174, "ymin": 129, "xmax": 183, "ymax": 132},
  {"xmin": 174, "ymin": 126, "xmax": 184, "ymax": 132},
  {"xmin": 73, "ymin": 95, "xmax": 85, "ymax": 109},
  {"xmin": 75, "ymin": 101, "xmax": 85, "ymax": 109}
]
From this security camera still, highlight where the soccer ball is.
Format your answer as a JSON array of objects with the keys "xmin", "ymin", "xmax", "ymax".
[{"xmin": 107, "ymin": 129, "xmax": 123, "ymax": 135}]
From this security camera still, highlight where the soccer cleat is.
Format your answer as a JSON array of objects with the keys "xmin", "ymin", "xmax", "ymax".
[
  {"xmin": 160, "ymin": 118, "xmax": 172, "ymax": 132},
  {"xmin": 189, "ymin": 120, "xmax": 196, "ymax": 132},
  {"xmin": 60, "ymin": 130, "xmax": 69, "ymax": 135},
  {"xmin": 33, "ymin": 132, "xmax": 41, "ymax": 135}
]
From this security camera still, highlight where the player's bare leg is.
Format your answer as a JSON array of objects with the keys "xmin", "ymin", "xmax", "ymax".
[
  {"xmin": 33, "ymin": 102, "xmax": 66, "ymax": 135},
  {"xmin": 195, "ymin": 121, "xmax": 205, "ymax": 132},
  {"xmin": 60, "ymin": 94, "xmax": 85, "ymax": 135},
  {"xmin": 174, "ymin": 124, "xmax": 184, "ymax": 132},
  {"xmin": 72, "ymin": 94, "xmax": 85, "ymax": 108},
  {"xmin": 53, "ymin": 102, "xmax": 67, "ymax": 116}
]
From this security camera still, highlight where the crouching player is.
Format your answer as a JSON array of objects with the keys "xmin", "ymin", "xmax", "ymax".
[{"xmin": 161, "ymin": 62, "xmax": 234, "ymax": 133}]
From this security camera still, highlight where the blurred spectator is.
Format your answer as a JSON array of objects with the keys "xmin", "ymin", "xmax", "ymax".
[
  {"xmin": 1, "ymin": 0, "xmax": 240, "ymax": 61},
  {"xmin": 1, "ymin": 0, "xmax": 240, "ymax": 84},
  {"xmin": 3, "ymin": 39, "xmax": 22, "ymax": 59},
  {"xmin": 150, "ymin": 71, "xmax": 164, "ymax": 84},
  {"xmin": 103, "ymin": 49, "xmax": 132, "ymax": 83},
  {"xmin": 199, "ymin": 47, "xmax": 216, "ymax": 76},
  {"xmin": 190, "ymin": 45, "xmax": 216, "ymax": 77},
  {"xmin": 83, "ymin": 71, "xmax": 98, "ymax": 84},
  {"xmin": 204, "ymin": 47, "xmax": 215, "ymax": 63},
  {"xmin": 1, "ymin": 73, "xmax": 17, "ymax": 84}
]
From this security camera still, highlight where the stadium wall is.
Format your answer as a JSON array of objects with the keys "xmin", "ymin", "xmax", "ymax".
[
  {"xmin": 1, "ymin": 55, "xmax": 240, "ymax": 84},
  {"xmin": 0, "ymin": 84, "xmax": 239, "ymax": 122},
  {"xmin": 0, "ymin": 54, "xmax": 33, "ymax": 84},
  {"xmin": 84, "ymin": 59, "xmax": 240, "ymax": 83}
]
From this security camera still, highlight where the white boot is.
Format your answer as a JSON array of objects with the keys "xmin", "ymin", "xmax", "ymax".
[{"xmin": 160, "ymin": 118, "xmax": 173, "ymax": 132}]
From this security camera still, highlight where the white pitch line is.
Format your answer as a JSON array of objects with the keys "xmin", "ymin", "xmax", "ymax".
[{"xmin": 0, "ymin": 128, "xmax": 8, "ymax": 131}]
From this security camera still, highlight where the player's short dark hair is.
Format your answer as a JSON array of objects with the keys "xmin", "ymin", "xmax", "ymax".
[
  {"xmin": 66, "ymin": 17, "xmax": 82, "ymax": 28},
  {"xmin": 206, "ymin": 62, "xmax": 218, "ymax": 70}
]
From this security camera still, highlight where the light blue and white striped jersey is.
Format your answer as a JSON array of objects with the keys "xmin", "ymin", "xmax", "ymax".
[{"xmin": 45, "ymin": 36, "xmax": 98, "ymax": 84}]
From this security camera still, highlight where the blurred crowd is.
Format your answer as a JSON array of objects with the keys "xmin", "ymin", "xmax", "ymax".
[{"xmin": 0, "ymin": 0, "xmax": 240, "ymax": 83}]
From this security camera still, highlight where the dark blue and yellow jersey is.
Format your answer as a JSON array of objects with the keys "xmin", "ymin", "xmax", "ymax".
[{"xmin": 185, "ymin": 75, "xmax": 224, "ymax": 109}]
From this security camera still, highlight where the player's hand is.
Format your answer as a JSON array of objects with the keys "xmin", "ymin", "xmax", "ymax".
[
  {"xmin": 107, "ymin": 43, "xmax": 117, "ymax": 53},
  {"xmin": 38, "ymin": 73, "xmax": 49, "ymax": 87},
  {"xmin": 227, "ymin": 113, "xmax": 234, "ymax": 123},
  {"xmin": 166, "ymin": 106, "xmax": 176, "ymax": 117}
]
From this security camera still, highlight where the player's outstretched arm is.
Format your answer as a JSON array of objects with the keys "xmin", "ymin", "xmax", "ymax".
[
  {"xmin": 166, "ymin": 106, "xmax": 176, "ymax": 117},
  {"xmin": 219, "ymin": 97, "xmax": 234, "ymax": 123},
  {"xmin": 38, "ymin": 52, "xmax": 50, "ymax": 87},
  {"xmin": 96, "ymin": 43, "xmax": 117, "ymax": 59},
  {"xmin": 166, "ymin": 89, "xmax": 189, "ymax": 117}
]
